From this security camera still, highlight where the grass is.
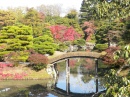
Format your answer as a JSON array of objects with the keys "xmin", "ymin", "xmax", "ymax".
[
  {"xmin": 0, "ymin": 51, "xmax": 66, "ymax": 80},
  {"xmin": 24, "ymin": 68, "xmax": 51, "ymax": 79},
  {"xmin": 1, "ymin": 64, "xmax": 52, "ymax": 80},
  {"xmin": 0, "ymin": 80, "xmax": 48, "ymax": 88}
]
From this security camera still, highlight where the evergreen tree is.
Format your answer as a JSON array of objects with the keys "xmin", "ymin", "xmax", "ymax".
[
  {"xmin": 79, "ymin": 0, "xmax": 130, "ymax": 24},
  {"xmin": 22, "ymin": 8, "xmax": 45, "ymax": 37},
  {"xmin": 96, "ymin": 0, "xmax": 130, "ymax": 20},
  {"xmin": 0, "ymin": 25, "xmax": 33, "ymax": 59},
  {"xmin": 8, "ymin": 7, "xmax": 26, "ymax": 24},
  {"xmin": 79, "ymin": 0, "xmax": 97, "ymax": 24},
  {"xmin": 66, "ymin": 9, "xmax": 78, "ymax": 19},
  {"xmin": 33, "ymin": 35, "xmax": 58, "ymax": 55}
]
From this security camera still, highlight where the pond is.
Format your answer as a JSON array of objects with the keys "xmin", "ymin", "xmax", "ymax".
[{"xmin": 0, "ymin": 58, "xmax": 106, "ymax": 97}]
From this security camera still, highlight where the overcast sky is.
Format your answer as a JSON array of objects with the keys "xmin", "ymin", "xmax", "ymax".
[{"xmin": 0, "ymin": 0, "xmax": 82, "ymax": 12}]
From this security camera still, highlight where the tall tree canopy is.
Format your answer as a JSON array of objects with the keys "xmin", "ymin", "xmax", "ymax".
[
  {"xmin": 0, "ymin": 10, "xmax": 16, "ymax": 29},
  {"xmin": 79, "ymin": 0, "xmax": 130, "ymax": 23},
  {"xmin": 37, "ymin": 4, "xmax": 62, "ymax": 16},
  {"xmin": 22, "ymin": 8, "xmax": 45, "ymax": 37},
  {"xmin": 96, "ymin": 0, "xmax": 130, "ymax": 20},
  {"xmin": 7, "ymin": 7, "xmax": 26, "ymax": 24},
  {"xmin": 79, "ymin": 0, "xmax": 97, "ymax": 24},
  {"xmin": 65, "ymin": 9, "xmax": 78, "ymax": 19}
]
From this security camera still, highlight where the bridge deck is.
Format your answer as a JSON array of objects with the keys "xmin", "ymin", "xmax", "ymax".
[{"xmin": 48, "ymin": 51, "xmax": 105, "ymax": 64}]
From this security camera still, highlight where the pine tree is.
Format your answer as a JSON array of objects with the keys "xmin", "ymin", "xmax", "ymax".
[
  {"xmin": 79, "ymin": 0, "xmax": 97, "ymax": 24},
  {"xmin": 0, "ymin": 25, "xmax": 33, "ymax": 60},
  {"xmin": 79, "ymin": 0, "xmax": 130, "ymax": 24},
  {"xmin": 22, "ymin": 8, "xmax": 45, "ymax": 37}
]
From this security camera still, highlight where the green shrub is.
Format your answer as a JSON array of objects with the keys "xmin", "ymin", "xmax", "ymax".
[
  {"xmin": 32, "ymin": 63, "xmax": 46, "ymax": 71},
  {"xmin": 33, "ymin": 35, "xmax": 58, "ymax": 55},
  {"xmin": 4, "ymin": 51, "xmax": 29, "ymax": 66},
  {"xmin": 100, "ymin": 69, "xmax": 130, "ymax": 97},
  {"xmin": 47, "ymin": 49, "xmax": 55, "ymax": 55},
  {"xmin": 73, "ymin": 39, "xmax": 86, "ymax": 46},
  {"xmin": 95, "ymin": 44, "xmax": 108, "ymax": 51},
  {"xmin": 58, "ymin": 43, "xmax": 68, "ymax": 52}
]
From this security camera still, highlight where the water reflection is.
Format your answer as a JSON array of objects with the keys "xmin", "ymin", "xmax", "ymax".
[
  {"xmin": 0, "ymin": 58, "xmax": 106, "ymax": 97},
  {"xmin": 56, "ymin": 70, "xmax": 105, "ymax": 95}
]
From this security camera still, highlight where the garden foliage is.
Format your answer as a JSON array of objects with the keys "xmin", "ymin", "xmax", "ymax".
[
  {"xmin": 28, "ymin": 53, "xmax": 48, "ymax": 71},
  {"xmin": 100, "ymin": 69, "xmax": 130, "ymax": 97},
  {"xmin": 50, "ymin": 25, "xmax": 81, "ymax": 42}
]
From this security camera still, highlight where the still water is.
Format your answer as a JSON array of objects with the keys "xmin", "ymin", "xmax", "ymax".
[{"xmin": 0, "ymin": 58, "xmax": 106, "ymax": 97}]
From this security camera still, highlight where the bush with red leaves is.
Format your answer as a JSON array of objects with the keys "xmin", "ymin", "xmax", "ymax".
[
  {"xmin": 102, "ymin": 47, "xmax": 119, "ymax": 65},
  {"xmin": 0, "ymin": 62, "xmax": 13, "ymax": 68},
  {"xmin": 28, "ymin": 53, "xmax": 48, "ymax": 71},
  {"xmin": 82, "ymin": 21, "xmax": 96, "ymax": 41}
]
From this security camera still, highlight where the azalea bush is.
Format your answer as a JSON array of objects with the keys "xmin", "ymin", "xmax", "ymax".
[
  {"xmin": 0, "ymin": 72, "xmax": 28, "ymax": 80},
  {"xmin": 0, "ymin": 62, "xmax": 13, "ymax": 68},
  {"xmin": 0, "ymin": 62, "xmax": 27, "ymax": 80},
  {"xmin": 28, "ymin": 53, "xmax": 48, "ymax": 71}
]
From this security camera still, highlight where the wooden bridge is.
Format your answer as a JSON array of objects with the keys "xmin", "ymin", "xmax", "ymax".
[{"xmin": 48, "ymin": 51, "xmax": 105, "ymax": 64}]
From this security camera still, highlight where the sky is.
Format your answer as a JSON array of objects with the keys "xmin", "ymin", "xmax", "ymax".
[{"xmin": 0, "ymin": 0, "xmax": 82, "ymax": 14}]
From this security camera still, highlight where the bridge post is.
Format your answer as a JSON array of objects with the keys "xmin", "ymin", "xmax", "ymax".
[
  {"xmin": 66, "ymin": 59, "xmax": 70, "ymax": 95},
  {"xmin": 95, "ymin": 59, "xmax": 98, "ymax": 78},
  {"xmin": 95, "ymin": 59, "xmax": 98, "ymax": 93},
  {"xmin": 54, "ymin": 63, "xmax": 58, "ymax": 75},
  {"xmin": 96, "ymin": 77, "xmax": 98, "ymax": 93}
]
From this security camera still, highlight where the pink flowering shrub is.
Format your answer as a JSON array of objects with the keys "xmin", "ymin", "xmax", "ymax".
[
  {"xmin": 0, "ymin": 62, "xmax": 13, "ymax": 68},
  {"xmin": 0, "ymin": 72, "xmax": 27, "ymax": 80},
  {"xmin": 0, "ymin": 62, "xmax": 27, "ymax": 80}
]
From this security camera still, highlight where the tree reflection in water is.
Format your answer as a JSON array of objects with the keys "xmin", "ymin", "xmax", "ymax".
[{"xmin": 0, "ymin": 58, "xmax": 106, "ymax": 97}]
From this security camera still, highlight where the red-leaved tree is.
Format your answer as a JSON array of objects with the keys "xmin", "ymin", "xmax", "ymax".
[
  {"xmin": 82, "ymin": 21, "xmax": 96, "ymax": 41},
  {"xmin": 102, "ymin": 47, "xmax": 119, "ymax": 66},
  {"xmin": 50, "ymin": 25, "xmax": 81, "ymax": 42}
]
